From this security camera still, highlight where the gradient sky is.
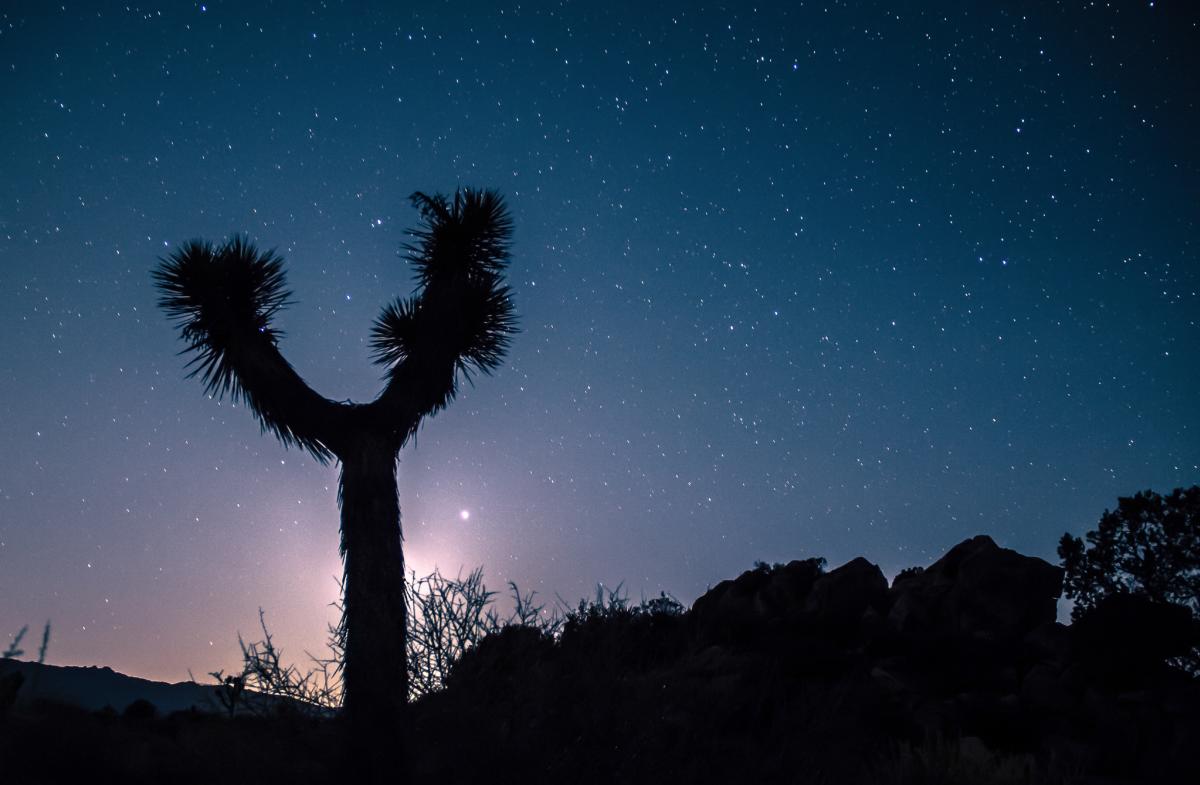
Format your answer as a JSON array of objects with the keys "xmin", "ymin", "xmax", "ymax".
[{"xmin": 1, "ymin": 1, "xmax": 1197, "ymax": 683}]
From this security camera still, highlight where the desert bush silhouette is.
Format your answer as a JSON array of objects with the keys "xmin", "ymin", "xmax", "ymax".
[{"xmin": 202, "ymin": 565, "xmax": 561, "ymax": 719}]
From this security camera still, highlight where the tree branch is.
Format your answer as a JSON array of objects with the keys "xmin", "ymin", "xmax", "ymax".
[
  {"xmin": 155, "ymin": 236, "xmax": 347, "ymax": 461},
  {"xmin": 367, "ymin": 189, "xmax": 518, "ymax": 444}
]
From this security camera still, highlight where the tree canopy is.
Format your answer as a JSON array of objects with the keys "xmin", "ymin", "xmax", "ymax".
[{"xmin": 1059, "ymin": 486, "xmax": 1200, "ymax": 621}]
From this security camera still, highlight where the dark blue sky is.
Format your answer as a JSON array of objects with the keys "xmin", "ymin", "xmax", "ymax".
[{"xmin": 1, "ymin": 1, "xmax": 1196, "ymax": 681}]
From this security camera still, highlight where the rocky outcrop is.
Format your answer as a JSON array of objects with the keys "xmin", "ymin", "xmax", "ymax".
[
  {"xmin": 886, "ymin": 534, "xmax": 1062, "ymax": 643},
  {"xmin": 804, "ymin": 556, "xmax": 889, "ymax": 632},
  {"xmin": 691, "ymin": 536, "xmax": 1064, "ymax": 651},
  {"xmin": 690, "ymin": 557, "xmax": 825, "ymax": 642},
  {"xmin": 425, "ymin": 534, "xmax": 1196, "ymax": 783}
]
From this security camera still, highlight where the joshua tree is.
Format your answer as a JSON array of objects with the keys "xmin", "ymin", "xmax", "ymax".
[{"xmin": 154, "ymin": 189, "xmax": 516, "ymax": 776}]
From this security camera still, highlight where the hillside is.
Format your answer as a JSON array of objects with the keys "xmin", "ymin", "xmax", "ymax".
[{"xmin": 0, "ymin": 659, "xmax": 219, "ymax": 716}]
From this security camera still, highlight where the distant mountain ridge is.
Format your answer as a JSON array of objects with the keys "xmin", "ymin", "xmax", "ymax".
[{"xmin": 0, "ymin": 658, "xmax": 220, "ymax": 715}]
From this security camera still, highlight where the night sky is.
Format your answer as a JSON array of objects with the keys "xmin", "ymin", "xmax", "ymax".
[{"xmin": 1, "ymin": 2, "xmax": 1197, "ymax": 683}]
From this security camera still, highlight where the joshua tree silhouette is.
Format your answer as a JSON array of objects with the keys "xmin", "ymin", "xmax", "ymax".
[{"xmin": 153, "ymin": 189, "xmax": 516, "ymax": 778}]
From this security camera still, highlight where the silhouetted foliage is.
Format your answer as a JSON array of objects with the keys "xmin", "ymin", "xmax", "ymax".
[
  {"xmin": 1058, "ymin": 486, "xmax": 1199, "ymax": 619},
  {"xmin": 405, "ymin": 567, "xmax": 497, "ymax": 700},
  {"xmin": 557, "ymin": 585, "xmax": 688, "ymax": 669},
  {"xmin": 202, "ymin": 566, "xmax": 561, "ymax": 719},
  {"xmin": 407, "ymin": 566, "xmax": 561, "ymax": 699},
  {"xmin": 1059, "ymin": 486, "xmax": 1200, "ymax": 673},
  {"xmin": 153, "ymin": 236, "xmax": 332, "ymax": 462},
  {"xmin": 204, "ymin": 608, "xmax": 343, "ymax": 719},
  {"xmin": 155, "ymin": 187, "xmax": 518, "ymax": 779},
  {"xmin": 206, "ymin": 670, "xmax": 246, "ymax": 719}
]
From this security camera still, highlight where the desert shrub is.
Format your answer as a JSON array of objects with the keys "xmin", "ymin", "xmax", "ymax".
[
  {"xmin": 408, "ymin": 566, "xmax": 563, "ymax": 699},
  {"xmin": 205, "ymin": 570, "xmax": 683, "ymax": 717},
  {"xmin": 560, "ymin": 583, "xmax": 684, "ymax": 637},
  {"xmin": 204, "ymin": 608, "xmax": 343, "ymax": 718},
  {"xmin": 205, "ymin": 566, "xmax": 565, "ymax": 714},
  {"xmin": 558, "ymin": 584, "xmax": 687, "ymax": 669}
]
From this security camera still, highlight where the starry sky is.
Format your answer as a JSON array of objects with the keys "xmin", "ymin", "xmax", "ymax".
[{"xmin": 1, "ymin": 1, "xmax": 1197, "ymax": 683}]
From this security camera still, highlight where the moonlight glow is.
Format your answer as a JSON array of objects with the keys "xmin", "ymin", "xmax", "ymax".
[{"xmin": 460, "ymin": 510, "xmax": 471, "ymax": 522}]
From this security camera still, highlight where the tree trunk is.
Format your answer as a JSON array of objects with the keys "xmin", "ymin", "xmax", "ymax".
[{"xmin": 339, "ymin": 437, "xmax": 407, "ymax": 782}]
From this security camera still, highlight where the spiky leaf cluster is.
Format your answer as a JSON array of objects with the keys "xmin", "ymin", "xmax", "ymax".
[
  {"xmin": 153, "ymin": 236, "xmax": 334, "ymax": 461},
  {"xmin": 154, "ymin": 236, "xmax": 290, "ymax": 388},
  {"xmin": 371, "ymin": 188, "xmax": 518, "ymax": 396},
  {"xmin": 404, "ymin": 189, "xmax": 513, "ymax": 287}
]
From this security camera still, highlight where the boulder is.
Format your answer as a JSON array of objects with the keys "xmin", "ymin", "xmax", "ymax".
[
  {"xmin": 803, "ymin": 557, "xmax": 888, "ymax": 632},
  {"xmin": 888, "ymin": 535, "xmax": 1063, "ymax": 642},
  {"xmin": 759, "ymin": 558, "xmax": 827, "ymax": 618},
  {"xmin": 691, "ymin": 558, "xmax": 825, "ymax": 643}
]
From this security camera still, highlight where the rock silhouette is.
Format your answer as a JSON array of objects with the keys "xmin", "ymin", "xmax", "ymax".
[
  {"xmin": 419, "ymin": 535, "xmax": 1198, "ymax": 784},
  {"xmin": 887, "ymin": 534, "xmax": 1063, "ymax": 643}
]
